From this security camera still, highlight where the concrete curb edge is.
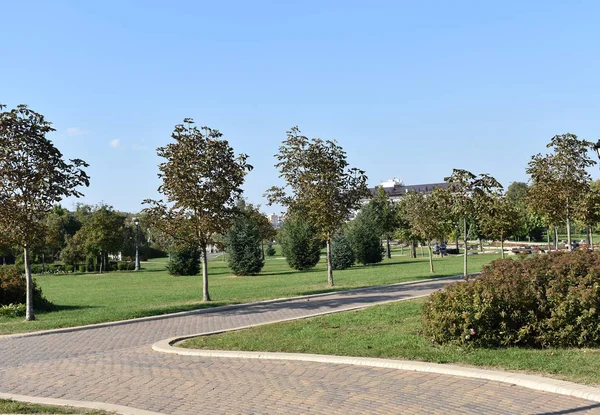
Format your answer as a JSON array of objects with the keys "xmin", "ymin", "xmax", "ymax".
[
  {"xmin": 1, "ymin": 274, "xmax": 465, "ymax": 340},
  {"xmin": 0, "ymin": 392, "xmax": 165, "ymax": 415}
]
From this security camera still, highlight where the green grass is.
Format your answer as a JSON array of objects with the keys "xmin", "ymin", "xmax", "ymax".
[
  {"xmin": 0, "ymin": 254, "xmax": 498, "ymax": 335},
  {"xmin": 0, "ymin": 399, "xmax": 110, "ymax": 414},
  {"xmin": 181, "ymin": 298, "xmax": 600, "ymax": 386}
]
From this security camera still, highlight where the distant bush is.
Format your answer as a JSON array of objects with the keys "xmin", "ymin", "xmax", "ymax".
[
  {"xmin": 225, "ymin": 209, "xmax": 264, "ymax": 276},
  {"xmin": 0, "ymin": 265, "xmax": 51, "ymax": 309},
  {"xmin": 423, "ymin": 250, "xmax": 600, "ymax": 348},
  {"xmin": 65, "ymin": 265, "xmax": 75, "ymax": 273},
  {"xmin": 331, "ymin": 233, "xmax": 354, "ymax": 270},
  {"xmin": 265, "ymin": 243, "xmax": 276, "ymax": 257},
  {"xmin": 345, "ymin": 205, "xmax": 383, "ymax": 265},
  {"xmin": 78, "ymin": 264, "xmax": 86, "ymax": 273},
  {"xmin": 167, "ymin": 245, "xmax": 200, "ymax": 276},
  {"xmin": 117, "ymin": 261, "xmax": 129, "ymax": 271},
  {"xmin": 279, "ymin": 216, "xmax": 321, "ymax": 271}
]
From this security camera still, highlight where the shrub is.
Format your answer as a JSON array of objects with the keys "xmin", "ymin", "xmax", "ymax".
[
  {"xmin": 30, "ymin": 264, "xmax": 43, "ymax": 274},
  {"xmin": 65, "ymin": 265, "xmax": 75, "ymax": 273},
  {"xmin": 265, "ymin": 243, "xmax": 276, "ymax": 257},
  {"xmin": 78, "ymin": 264, "xmax": 86, "ymax": 273},
  {"xmin": 0, "ymin": 303, "xmax": 26, "ymax": 318},
  {"xmin": 331, "ymin": 233, "xmax": 355, "ymax": 270},
  {"xmin": 279, "ymin": 215, "xmax": 321, "ymax": 270},
  {"xmin": 225, "ymin": 210, "xmax": 264, "ymax": 276},
  {"xmin": 345, "ymin": 206, "xmax": 383, "ymax": 265},
  {"xmin": 0, "ymin": 265, "xmax": 51, "ymax": 309},
  {"xmin": 167, "ymin": 245, "xmax": 200, "ymax": 276},
  {"xmin": 117, "ymin": 261, "xmax": 129, "ymax": 271},
  {"xmin": 423, "ymin": 250, "xmax": 600, "ymax": 348}
]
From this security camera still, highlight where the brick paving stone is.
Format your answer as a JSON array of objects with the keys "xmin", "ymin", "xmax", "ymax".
[{"xmin": 2, "ymin": 276, "xmax": 600, "ymax": 414}]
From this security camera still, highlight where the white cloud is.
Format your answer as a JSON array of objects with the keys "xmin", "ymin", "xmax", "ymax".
[
  {"xmin": 109, "ymin": 139, "xmax": 120, "ymax": 148},
  {"xmin": 66, "ymin": 127, "xmax": 86, "ymax": 136}
]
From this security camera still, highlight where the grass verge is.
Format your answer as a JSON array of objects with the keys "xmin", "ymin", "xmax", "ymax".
[
  {"xmin": 0, "ymin": 399, "xmax": 110, "ymax": 414},
  {"xmin": 0, "ymin": 254, "xmax": 498, "ymax": 335},
  {"xmin": 180, "ymin": 298, "xmax": 600, "ymax": 386}
]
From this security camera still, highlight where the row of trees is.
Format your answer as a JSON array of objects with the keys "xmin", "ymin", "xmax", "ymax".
[{"xmin": 2, "ymin": 100, "xmax": 600, "ymax": 320}]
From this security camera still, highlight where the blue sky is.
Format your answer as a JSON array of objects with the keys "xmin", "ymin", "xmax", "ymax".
[{"xmin": 3, "ymin": 0, "xmax": 600, "ymax": 214}]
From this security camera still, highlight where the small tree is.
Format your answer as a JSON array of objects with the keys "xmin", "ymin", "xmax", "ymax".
[
  {"xmin": 331, "ymin": 233, "xmax": 355, "ymax": 270},
  {"xmin": 478, "ymin": 194, "xmax": 521, "ymax": 259},
  {"xmin": 346, "ymin": 204, "xmax": 383, "ymax": 265},
  {"xmin": 266, "ymin": 126, "xmax": 369, "ymax": 286},
  {"xmin": 402, "ymin": 189, "xmax": 448, "ymax": 273},
  {"xmin": 225, "ymin": 202, "xmax": 264, "ymax": 276},
  {"xmin": 444, "ymin": 169, "xmax": 502, "ymax": 276},
  {"xmin": 0, "ymin": 104, "xmax": 89, "ymax": 320},
  {"xmin": 144, "ymin": 119, "xmax": 251, "ymax": 301},
  {"xmin": 526, "ymin": 134, "xmax": 595, "ymax": 251},
  {"xmin": 576, "ymin": 180, "xmax": 600, "ymax": 249},
  {"xmin": 279, "ymin": 214, "xmax": 321, "ymax": 270},
  {"xmin": 76, "ymin": 204, "xmax": 126, "ymax": 273},
  {"xmin": 370, "ymin": 186, "xmax": 399, "ymax": 258}
]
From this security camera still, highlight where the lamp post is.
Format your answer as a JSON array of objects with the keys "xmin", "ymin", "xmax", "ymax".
[{"xmin": 134, "ymin": 218, "xmax": 140, "ymax": 271}]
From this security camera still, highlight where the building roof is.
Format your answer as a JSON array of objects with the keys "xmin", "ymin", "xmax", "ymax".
[{"xmin": 369, "ymin": 182, "xmax": 451, "ymax": 198}]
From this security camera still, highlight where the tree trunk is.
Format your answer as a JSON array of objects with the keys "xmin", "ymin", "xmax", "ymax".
[
  {"xmin": 547, "ymin": 227, "xmax": 551, "ymax": 252},
  {"xmin": 411, "ymin": 239, "xmax": 417, "ymax": 258},
  {"xmin": 99, "ymin": 252, "xmax": 103, "ymax": 274},
  {"xmin": 463, "ymin": 217, "xmax": 468, "ymax": 278},
  {"xmin": 201, "ymin": 245, "xmax": 210, "ymax": 301},
  {"xmin": 24, "ymin": 245, "xmax": 35, "ymax": 321},
  {"xmin": 566, "ymin": 215, "xmax": 572, "ymax": 252},
  {"xmin": 554, "ymin": 227, "xmax": 558, "ymax": 250},
  {"xmin": 479, "ymin": 238, "xmax": 483, "ymax": 252},
  {"xmin": 326, "ymin": 238, "xmax": 334, "ymax": 287},
  {"xmin": 500, "ymin": 232, "xmax": 505, "ymax": 259},
  {"xmin": 261, "ymin": 240, "xmax": 265, "ymax": 260},
  {"xmin": 587, "ymin": 226, "xmax": 591, "ymax": 247},
  {"xmin": 420, "ymin": 244, "xmax": 424, "ymax": 257},
  {"xmin": 455, "ymin": 229, "xmax": 459, "ymax": 250},
  {"xmin": 427, "ymin": 240, "xmax": 434, "ymax": 273},
  {"xmin": 591, "ymin": 229, "xmax": 595, "ymax": 251},
  {"xmin": 386, "ymin": 233, "xmax": 391, "ymax": 259}
]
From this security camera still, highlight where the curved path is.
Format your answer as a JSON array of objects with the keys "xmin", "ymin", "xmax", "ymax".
[{"xmin": 2, "ymin": 276, "xmax": 600, "ymax": 415}]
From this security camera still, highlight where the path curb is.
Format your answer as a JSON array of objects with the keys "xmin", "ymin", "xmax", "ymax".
[
  {"xmin": 0, "ymin": 392, "xmax": 165, "ymax": 415},
  {"xmin": 0, "ymin": 274, "xmax": 465, "ymax": 340},
  {"xmin": 152, "ymin": 301, "xmax": 600, "ymax": 404}
]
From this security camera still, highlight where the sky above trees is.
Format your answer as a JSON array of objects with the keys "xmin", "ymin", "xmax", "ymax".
[{"xmin": 3, "ymin": 0, "xmax": 600, "ymax": 213}]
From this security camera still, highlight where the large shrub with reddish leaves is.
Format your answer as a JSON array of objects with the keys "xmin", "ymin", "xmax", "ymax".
[
  {"xmin": 0, "ymin": 265, "xmax": 50, "ymax": 309},
  {"xmin": 423, "ymin": 250, "xmax": 600, "ymax": 348}
]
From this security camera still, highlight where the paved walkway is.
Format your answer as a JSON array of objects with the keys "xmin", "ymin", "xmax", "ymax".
[{"xmin": 2, "ymin": 276, "xmax": 600, "ymax": 414}]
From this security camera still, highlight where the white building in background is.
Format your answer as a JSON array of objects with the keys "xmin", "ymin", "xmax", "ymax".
[{"xmin": 266, "ymin": 213, "xmax": 284, "ymax": 229}]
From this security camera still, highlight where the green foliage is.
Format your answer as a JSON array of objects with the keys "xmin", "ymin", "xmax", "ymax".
[
  {"xmin": 265, "ymin": 243, "xmax": 276, "ymax": 257},
  {"xmin": 78, "ymin": 264, "xmax": 86, "ymax": 273},
  {"xmin": 0, "ymin": 266, "xmax": 50, "ymax": 308},
  {"xmin": 346, "ymin": 205, "xmax": 383, "ymax": 265},
  {"xmin": 265, "ymin": 126, "xmax": 369, "ymax": 285},
  {"xmin": 0, "ymin": 104, "xmax": 89, "ymax": 319},
  {"xmin": 167, "ymin": 245, "xmax": 200, "ymax": 276},
  {"xmin": 225, "ymin": 203, "xmax": 264, "ymax": 276},
  {"xmin": 423, "ymin": 250, "xmax": 600, "ymax": 348},
  {"xmin": 331, "ymin": 233, "xmax": 354, "ymax": 270},
  {"xmin": 143, "ymin": 119, "xmax": 252, "ymax": 301},
  {"xmin": 0, "ymin": 303, "xmax": 26, "ymax": 318},
  {"xmin": 279, "ymin": 215, "xmax": 321, "ymax": 270}
]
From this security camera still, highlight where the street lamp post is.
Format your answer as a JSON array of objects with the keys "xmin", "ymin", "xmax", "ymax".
[{"xmin": 134, "ymin": 218, "xmax": 140, "ymax": 271}]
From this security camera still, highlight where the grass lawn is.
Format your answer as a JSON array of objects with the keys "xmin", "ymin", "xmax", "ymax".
[
  {"xmin": 0, "ymin": 399, "xmax": 110, "ymax": 414},
  {"xmin": 181, "ymin": 298, "xmax": 600, "ymax": 386},
  {"xmin": 0, "ymin": 254, "xmax": 498, "ymax": 335}
]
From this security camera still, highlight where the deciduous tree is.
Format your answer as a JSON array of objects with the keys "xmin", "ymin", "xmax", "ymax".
[
  {"xmin": 526, "ymin": 134, "xmax": 595, "ymax": 251},
  {"xmin": 369, "ymin": 186, "xmax": 399, "ymax": 258},
  {"xmin": 143, "ymin": 119, "xmax": 251, "ymax": 301},
  {"xmin": 444, "ymin": 169, "xmax": 502, "ymax": 276},
  {"xmin": 266, "ymin": 126, "xmax": 369, "ymax": 286},
  {"xmin": 0, "ymin": 104, "xmax": 89, "ymax": 320}
]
